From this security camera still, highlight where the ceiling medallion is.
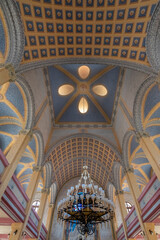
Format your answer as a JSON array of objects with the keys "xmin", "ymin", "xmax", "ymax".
[
  {"xmin": 78, "ymin": 65, "xmax": 90, "ymax": 80},
  {"xmin": 57, "ymin": 166, "xmax": 114, "ymax": 236}
]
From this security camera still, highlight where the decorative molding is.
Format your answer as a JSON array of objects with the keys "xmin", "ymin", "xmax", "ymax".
[
  {"xmin": 16, "ymin": 74, "xmax": 35, "ymax": 129},
  {"xmin": 133, "ymin": 76, "xmax": 156, "ymax": 133},
  {"xmin": 41, "ymin": 188, "xmax": 50, "ymax": 195},
  {"xmin": 0, "ymin": 0, "xmax": 25, "ymax": 68},
  {"xmin": 146, "ymin": 1, "xmax": 160, "ymax": 72},
  {"xmin": 32, "ymin": 166, "xmax": 42, "ymax": 172},
  {"xmin": 32, "ymin": 129, "xmax": 44, "ymax": 167},
  {"xmin": 115, "ymin": 190, "xmax": 124, "ymax": 196},
  {"xmin": 122, "ymin": 130, "xmax": 135, "ymax": 169},
  {"xmin": 112, "ymin": 162, "xmax": 123, "ymax": 192},
  {"xmin": 17, "ymin": 58, "xmax": 157, "ymax": 76}
]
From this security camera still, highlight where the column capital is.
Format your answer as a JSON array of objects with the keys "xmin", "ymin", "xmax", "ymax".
[
  {"xmin": 124, "ymin": 166, "xmax": 134, "ymax": 174},
  {"xmin": 135, "ymin": 131, "xmax": 149, "ymax": 142},
  {"xmin": 155, "ymin": 71, "xmax": 160, "ymax": 85},
  {"xmin": 19, "ymin": 129, "xmax": 33, "ymax": 138},
  {"xmin": 4, "ymin": 64, "xmax": 16, "ymax": 82},
  {"xmin": 41, "ymin": 188, "xmax": 50, "ymax": 195},
  {"xmin": 32, "ymin": 165, "xmax": 42, "ymax": 172},
  {"xmin": 115, "ymin": 190, "xmax": 124, "ymax": 196},
  {"xmin": 49, "ymin": 203, "xmax": 54, "ymax": 208}
]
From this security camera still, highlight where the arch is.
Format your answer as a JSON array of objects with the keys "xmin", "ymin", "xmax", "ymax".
[
  {"xmin": 106, "ymin": 181, "xmax": 115, "ymax": 202},
  {"xmin": 45, "ymin": 133, "xmax": 122, "ymax": 160},
  {"xmin": 16, "ymin": 74, "xmax": 35, "ymax": 129},
  {"xmin": 50, "ymin": 182, "xmax": 57, "ymax": 205},
  {"xmin": 146, "ymin": 1, "xmax": 160, "ymax": 72},
  {"xmin": 43, "ymin": 161, "xmax": 53, "ymax": 189},
  {"xmin": 133, "ymin": 76, "xmax": 156, "ymax": 133},
  {"xmin": 122, "ymin": 130, "xmax": 136, "ymax": 169},
  {"xmin": 112, "ymin": 162, "xmax": 124, "ymax": 191},
  {"xmin": 0, "ymin": 0, "xmax": 25, "ymax": 68},
  {"xmin": 17, "ymin": 57, "xmax": 156, "ymax": 76},
  {"xmin": 32, "ymin": 129, "xmax": 44, "ymax": 167}
]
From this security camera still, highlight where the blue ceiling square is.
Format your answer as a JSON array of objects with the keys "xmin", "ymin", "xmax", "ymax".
[
  {"xmin": 56, "ymin": 10, "xmax": 63, "ymax": 19},
  {"xmin": 23, "ymin": 4, "xmax": 31, "ymax": 16},
  {"xmin": 66, "ymin": 24, "xmax": 73, "ymax": 32},
  {"xmin": 106, "ymin": 11, "xmax": 114, "ymax": 20},
  {"xmin": 34, "ymin": 6, "xmax": 42, "ymax": 17},
  {"xmin": 67, "ymin": 48, "xmax": 74, "ymax": 55},
  {"xmin": 86, "ymin": 12, "xmax": 93, "ymax": 20},
  {"xmin": 103, "ymin": 48, "xmax": 109, "ymax": 56},
  {"xmin": 76, "ymin": 11, "xmax": 83, "ymax": 20},
  {"xmin": 48, "ymin": 36, "xmax": 55, "ymax": 45},
  {"xmin": 104, "ymin": 37, "xmax": 110, "ymax": 45},
  {"xmin": 67, "ymin": 37, "xmax": 73, "ymax": 44},
  {"xmin": 76, "ymin": 48, "xmax": 82, "ymax": 55},
  {"xmin": 29, "ymin": 36, "xmax": 36, "ymax": 46},
  {"xmin": 57, "ymin": 24, "xmax": 63, "ymax": 32},
  {"xmin": 32, "ymin": 50, "xmax": 39, "ymax": 58},
  {"xmin": 50, "ymin": 48, "xmax": 56, "ymax": 56},
  {"xmin": 45, "ymin": 8, "xmax": 53, "ymax": 18},
  {"xmin": 36, "ymin": 22, "xmax": 44, "ymax": 32},
  {"xmin": 76, "ymin": 0, "xmax": 83, "ymax": 6},
  {"xmin": 24, "ymin": 50, "xmax": 30, "ymax": 60},
  {"xmin": 39, "ymin": 36, "xmax": 46, "ymax": 45},
  {"xmin": 139, "ymin": 6, "xmax": 148, "ymax": 17},
  {"xmin": 65, "ymin": 0, "xmax": 72, "ymax": 5},
  {"xmin": 76, "ymin": 37, "xmax": 83, "ymax": 44},
  {"xmin": 96, "ymin": 12, "xmax": 103, "ymax": 20},
  {"xmin": 26, "ymin": 21, "xmax": 34, "ymax": 31},
  {"xmin": 66, "ymin": 11, "xmax": 72, "ymax": 20},
  {"xmin": 105, "ymin": 24, "xmax": 112, "ymax": 33},
  {"xmin": 76, "ymin": 24, "xmax": 83, "ymax": 33},
  {"xmin": 86, "ymin": 37, "xmax": 92, "ymax": 44},
  {"xmin": 47, "ymin": 23, "xmax": 54, "ymax": 32},
  {"xmin": 41, "ymin": 49, "xmax": 47, "ymax": 57},
  {"xmin": 86, "ymin": 25, "xmax": 92, "ymax": 33}
]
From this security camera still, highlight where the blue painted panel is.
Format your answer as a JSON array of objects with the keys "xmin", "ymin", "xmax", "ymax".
[
  {"xmin": 136, "ymin": 147, "xmax": 143, "ymax": 154},
  {"xmin": 0, "ymin": 124, "xmax": 21, "ymax": 135},
  {"xmin": 6, "ymin": 83, "xmax": 24, "ymax": 118},
  {"xmin": 144, "ymin": 85, "xmax": 160, "ymax": 119},
  {"xmin": 149, "ymin": 107, "xmax": 160, "ymax": 120},
  {"xmin": 132, "ymin": 157, "xmax": 149, "ymax": 164},
  {"xmin": 61, "ymin": 64, "xmax": 108, "ymax": 81},
  {"xmin": 91, "ymin": 67, "xmax": 120, "ymax": 119},
  {"xmin": 0, "ymin": 134, "xmax": 12, "ymax": 152},
  {"xmin": 14, "ymin": 163, "xmax": 25, "ymax": 175},
  {"xmin": 153, "ymin": 137, "xmax": 160, "ymax": 150},
  {"xmin": 130, "ymin": 135, "xmax": 139, "ymax": 156},
  {"xmin": 19, "ymin": 156, "xmax": 34, "ymax": 164},
  {"xmin": 134, "ymin": 169, "xmax": 146, "ymax": 179},
  {"xmin": 141, "ymin": 165, "xmax": 151, "ymax": 179},
  {"xmin": 59, "ymin": 95, "xmax": 106, "ymax": 122},
  {"xmin": 48, "ymin": 66, "xmax": 76, "ymax": 116},
  {"xmin": 146, "ymin": 125, "xmax": 160, "ymax": 136},
  {"xmin": 0, "ymin": 102, "xmax": 19, "ymax": 118},
  {"xmin": 0, "ymin": 17, "xmax": 6, "ymax": 55}
]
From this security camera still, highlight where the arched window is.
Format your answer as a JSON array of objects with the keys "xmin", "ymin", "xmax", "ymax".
[
  {"xmin": 125, "ymin": 202, "xmax": 132, "ymax": 213},
  {"xmin": 32, "ymin": 200, "xmax": 40, "ymax": 212}
]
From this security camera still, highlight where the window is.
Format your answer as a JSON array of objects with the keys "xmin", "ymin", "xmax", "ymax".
[
  {"xmin": 32, "ymin": 200, "xmax": 40, "ymax": 212},
  {"xmin": 125, "ymin": 202, "xmax": 132, "ymax": 213}
]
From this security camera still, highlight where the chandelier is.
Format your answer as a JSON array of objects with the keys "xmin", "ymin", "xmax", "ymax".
[{"xmin": 57, "ymin": 166, "xmax": 114, "ymax": 236}]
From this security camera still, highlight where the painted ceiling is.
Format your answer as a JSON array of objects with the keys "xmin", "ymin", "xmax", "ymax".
[
  {"xmin": 47, "ymin": 64, "xmax": 121, "ymax": 125},
  {"xmin": 46, "ymin": 135, "xmax": 120, "ymax": 190},
  {"xmin": 16, "ymin": 0, "xmax": 157, "ymax": 66}
]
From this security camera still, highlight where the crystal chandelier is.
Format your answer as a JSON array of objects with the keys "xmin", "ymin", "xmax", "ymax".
[{"xmin": 57, "ymin": 166, "xmax": 114, "ymax": 236}]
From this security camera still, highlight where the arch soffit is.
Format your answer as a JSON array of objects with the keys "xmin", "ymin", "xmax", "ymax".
[
  {"xmin": 106, "ymin": 181, "xmax": 115, "ymax": 202},
  {"xmin": 122, "ymin": 130, "xmax": 136, "ymax": 169},
  {"xmin": 112, "ymin": 162, "xmax": 124, "ymax": 192},
  {"xmin": 133, "ymin": 76, "xmax": 157, "ymax": 133},
  {"xmin": 16, "ymin": 74, "xmax": 35, "ymax": 130},
  {"xmin": 17, "ymin": 58, "xmax": 157, "ymax": 76},
  {"xmin": 43, "ymin": 161, "xmax": 53, "ymax": 189},
  {"xmin": 146, "ymin": 1, "xmax": 160, "ymax": 72},
  {"xmin": 32, "ymin": 129, "xmax": 44, "ymax": 167},
  {"xmin": 0, "ymin": 0, "xmax": 25, "ymax": 68}
]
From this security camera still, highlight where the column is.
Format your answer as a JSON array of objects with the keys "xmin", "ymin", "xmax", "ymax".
[
  {"xmin": 8, "ymin": 166, "xmax": 42, "ymax": 240},
  {"xmin": 46, "ymin": 204, "xmax": 54, "ymax": 231},
  {"xmin": 137, "ymin": 133, "xmax": 160, "ymax": 181},
  {"xmin": 116, "ymin": 190, "xmax": 128, "ymax": 240},
  {"xmin": 0, "ymin": 64, "xmax": 16, "ymax": 85},
  {"xmin": 110, "ymin": 212, "xmax": 117, "ymax": 240},
  {"xmin": 36, "ymin": 188, "xmax": 50, "ymax": 239},
  {"xmin": 125, "ymin": 167, "xmax": 157, "ymax": 240},
  {"xmin": 0, "ymin": 129, "xmax": 32, "ymax": 200}
]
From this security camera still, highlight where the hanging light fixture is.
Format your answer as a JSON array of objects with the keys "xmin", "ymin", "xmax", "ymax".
[{"xmin": 57, "ymin": 166, "xmax": 114, "ymax": 236}]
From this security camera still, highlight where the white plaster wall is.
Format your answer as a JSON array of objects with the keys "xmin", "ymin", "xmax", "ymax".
[
  {"xmin": 120, "ymin": 69, "xmax": 148, "ymax": 114},
  {"xmin": 22, "ymin": 68, "xmax": 47, "ymax": 113},
  {"xmin": 114, "ymin": 106, "xmax": 130, "ymax": 147},
  {"xmin": 37, "ymin": 105, "xmax": 52, "ymax": 148}
]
